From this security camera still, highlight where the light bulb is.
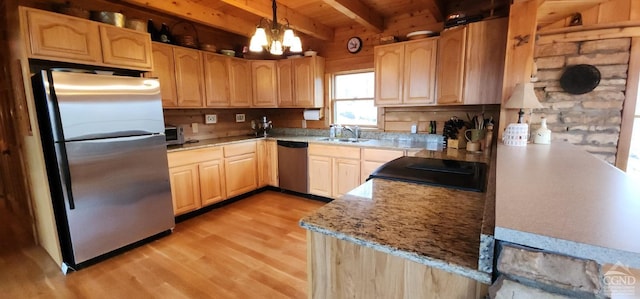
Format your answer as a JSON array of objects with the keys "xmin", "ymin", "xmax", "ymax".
[
  {"xmin": 270, "ymin": 40, "xmax": 283, "ymax": 55},
  {"xmin": 249, "ymin": 35, "xmax": 263, "ymax": 52},
  {"xmin": 282, "ymin": 29, "xmax": 295, "ymax": 47},
  {"xmin": 253, "ymin": 27, "xmax": 268, "ymax": 46},
  {"xmin": 290, "ymin": 36, "xmax": 302, "ymax": 53}
]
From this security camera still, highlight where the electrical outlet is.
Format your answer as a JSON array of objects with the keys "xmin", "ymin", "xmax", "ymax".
[
  {"xmin": 191, "ymin": 123, "xmax": 198, "ymax": 133},
  {"xmin": 235, "ymin": 114, "xmax": 245, "ymax": 122},
  {"xmin": 205, "ymin": 114, "xmax": 217, "ymax": 124}
]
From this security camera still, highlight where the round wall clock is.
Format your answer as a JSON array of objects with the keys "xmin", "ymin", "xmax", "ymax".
[{"xmin": 347, "ymin": 37, "xmax": 362, "ymax": 54}]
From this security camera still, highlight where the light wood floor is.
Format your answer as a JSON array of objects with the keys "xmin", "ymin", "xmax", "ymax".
[{"xmin": 0, "ymin": 191, "xmax": 324, "ymax": 298}]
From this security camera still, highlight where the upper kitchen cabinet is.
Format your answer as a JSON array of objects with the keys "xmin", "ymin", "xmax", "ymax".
[
  {"xmin": 20, "ymin": 7, "xmax": 152, "ymax": 71},
  {"xmin": 147, "ymin": 43, "xmax": 178, "ymax": 107},
  {"xmin": 252, "ymin": 60, "xmax": 278, "ymax": 107},
  {"xmin": 293, "ymin": 56, "xmax": 325, "ymax": 108},
  {"xmin": 99, "ymin": 25, "xmax": 153, "ymax": 70},
  {"xmin": 173, "ymin": 47, "xmax": 205, "ymax": 107},
  {"xmin": 229, "ymin": 58, "xmax": 252, "ymax": 107},
  {"xmin": 436, "ymin": 18, "xmax": 508, "ymax": 105},
  {"xmin": 203, "ymin": 53, "xmax": 231, "ymax": 107},
  {"xmin": 374, "ymin": 38, "xmax": 438, "ymax": 106},
  {"xmin": 277, "ymin": 57, "xmax": 325, "ymax": 108}
]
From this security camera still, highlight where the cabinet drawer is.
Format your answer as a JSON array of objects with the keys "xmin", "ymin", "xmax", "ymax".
[
  {"xmin": 224, "ymin": 141, "xmax": 256, "ymax": 157},
  {"xmin": 309, "ymin": 144, "xmax": 360, "ymax": 159},
  {"xmin": 167, "ymin": 147, "xmax": 223, "ymax": 167},
  {"xmin": 362, "ymin": 148, "xmax": 404, "ymax": 162}
]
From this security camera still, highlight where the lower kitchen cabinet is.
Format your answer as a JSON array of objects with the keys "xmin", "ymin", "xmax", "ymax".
[
  {"xmin": 199, "ymin": 160, "xmax": 226, "ymax": 206},
  {"xmin": 224, "ymin": 142, "xmax": 257, "ymax": 198},
  {"xmin": 308, "ymin": 144, "xmax": 361, "ymax": 198},
  {"xmin": 167, "ymin": 147, "xmax": 225, "ymax": 215},
  {"xmin": 257, "ymin": 140, "xmax": 278, "ymax": 188},
  {"xmin": 168, "ymin": 164, "xmax": 201, "ymax": 215},
  {"xmin": 360, "ymin": 148, "xmax": 405, "ymax": 183}
]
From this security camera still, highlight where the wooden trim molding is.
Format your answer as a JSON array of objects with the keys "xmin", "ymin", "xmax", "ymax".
[{"xmin": 615, "ymin": 37, "xmax": 640, "ymax": 170}]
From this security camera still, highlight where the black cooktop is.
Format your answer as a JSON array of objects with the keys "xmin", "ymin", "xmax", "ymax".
[{"xmin": 367, "ymin": 157, "xmax": 487, "ymax": 192}]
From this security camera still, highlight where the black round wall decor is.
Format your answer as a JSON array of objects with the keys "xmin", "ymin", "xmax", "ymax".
[{"xmin": 559, "ymin": 64, "xmax": 601, "ymax": 95}]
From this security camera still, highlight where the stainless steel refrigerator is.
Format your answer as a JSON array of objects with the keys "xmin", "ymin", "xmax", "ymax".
[{"xmin": 32, "ymin": 70, "xmax": 175, "ymax": 271}]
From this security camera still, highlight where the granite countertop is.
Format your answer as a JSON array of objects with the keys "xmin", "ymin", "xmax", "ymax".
[
  {"xmin": 300, "ymin": 179, "xmax": 492, "ymax": 284},
  {"xmin": 495, "ymin": 142, "xmax": 640, "ymax": 269}
]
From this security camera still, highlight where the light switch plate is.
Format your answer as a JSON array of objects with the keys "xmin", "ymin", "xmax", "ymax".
[
  {"xmin": 192, "ymin": 123, "xmax": 198, "ymax": 133},
  {"xmin": 205, "ymin": 114, "xmax": 217, "ymax": 124},
  {"xmin": 235, "ymin": 114, "xmax": 245, "ymax": 122}
]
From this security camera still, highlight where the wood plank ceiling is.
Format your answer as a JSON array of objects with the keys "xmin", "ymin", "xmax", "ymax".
[{"xmin": 118, "ymin": 0, "xmax": 611, "ymax": 42}]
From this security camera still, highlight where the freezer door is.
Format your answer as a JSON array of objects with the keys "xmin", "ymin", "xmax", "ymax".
[
  {"xmin": 46, "ymin": 71, "xmax": 164, "ymax": 141},
  {"xmin": 60, "ymin": 134, "xmax": 174, "ymax": 264}
]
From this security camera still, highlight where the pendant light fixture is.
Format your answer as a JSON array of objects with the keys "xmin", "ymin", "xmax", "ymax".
[{"xmin": 249, "ymin": 0, "xmax": 303, "ymax": 55}]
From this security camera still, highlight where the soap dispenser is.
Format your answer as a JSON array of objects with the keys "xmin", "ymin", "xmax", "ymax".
[{"xmin": 533, "ymin": 116, "xmax": 551, "ymax": 144}]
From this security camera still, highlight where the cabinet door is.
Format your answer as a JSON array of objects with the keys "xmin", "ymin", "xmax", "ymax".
[
  {"xmin": 361, "ymin": 148, "xmax": 404, "ymax": 183},
  {"xmin": 23, "ymin": 8, "xmax": 101, "ymax": 63},
  {"xmin": 99, "ymin": 25, "xmax": 152, "ymax": 70},
  {"xmin": 374, "ymin": 44, "xmax": 405, "ymax": 106},
  {"xmin": 224, "ymin": 153, "xmax": 257, "ymax": 198},
  {"xmin": 463, "ymin": 18, "xmax": 508, "ymax": 105},
  {"xmin": 256, "ymin": 140, "xmax": 269, "ymax": 187},
  {"xmin": 333, "ymin": 158, "xmax": 360, "ymax": 198},
  {"xmin": 308, "ymin": 155, "xmax": 332, "ymax": 197},
  {"xmin": 252, "ymin": 61, "xmax": 278, "ymax": 107},
  {"xmin": 169, "ymin": 164, "xmax": 201, "ymax": 215},
  {"xmin": 229, "ymin": 58, "xmax": 252, "ymax": 107},
  {"xmin": 174, "ymin": 47, "xmax": 204, "ymax": 107},
  {"xmin": 293, "ymin": 57, "xmax": 314, "ymax": 107},
  {"xmin": 147, "ymin": 43, "xmax": 177, "ymax": 107},
  {"xmin": 436, "ymin": 26, "xmax": 467, "ymax": 104},
  {"xmin": 203, "ymin": 53, "xmax": 231, "ymax": 107},
  {"xmin": 277, "ymin": 60, "xmax": 294, "ymax": 107},
  {"xmin": 199, "ymin": 159, "xmax": 226, "ymax": 206},
  {"xmin": 267, "ymin": 140, "xmax": 279, "ymax": 187},
  {"xmin": 404, "ymin": 39, "xmax": 438, "ymax": 105}
]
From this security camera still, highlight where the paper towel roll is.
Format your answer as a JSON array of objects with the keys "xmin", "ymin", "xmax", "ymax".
[{"xmin": 303, "ymin": 109, "xmax": 322, "ymax": 120}]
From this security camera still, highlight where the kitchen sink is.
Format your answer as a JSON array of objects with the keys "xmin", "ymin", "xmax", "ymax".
[{"xmin": 317, "ymin": 137, "xmax": 369, "ymax": 143}]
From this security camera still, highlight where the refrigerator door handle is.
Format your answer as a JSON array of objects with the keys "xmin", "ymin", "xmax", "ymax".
[{"xmin": 57, "ymin": 142, "xmax": 76, "ymax": 210}]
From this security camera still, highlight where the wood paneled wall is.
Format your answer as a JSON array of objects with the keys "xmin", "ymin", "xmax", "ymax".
[
  {"xmin": 322, "ymin": 11, "xmax": 443, "ymax": 74},
  {"xmin": 542, "ymin": 0, "xmax": 640, "ymax": 30},
  {"xmin": 383, "ymin": 105, "xmax": 500, "ymax": 134}
]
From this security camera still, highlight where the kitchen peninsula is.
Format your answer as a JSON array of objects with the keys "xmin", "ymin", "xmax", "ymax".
[{"xmin": 300, "ymin": 149, "xmax": 495, "ymax": 299}]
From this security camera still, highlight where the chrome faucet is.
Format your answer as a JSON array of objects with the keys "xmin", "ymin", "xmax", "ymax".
[{"xmin": 343, "ymin": 126, "xmax": 360, "ymax": 140}]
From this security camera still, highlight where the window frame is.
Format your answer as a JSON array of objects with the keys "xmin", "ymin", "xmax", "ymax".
[{"xmin": 330, "ymin": 69, "xmax": 379, "ymax": 128}]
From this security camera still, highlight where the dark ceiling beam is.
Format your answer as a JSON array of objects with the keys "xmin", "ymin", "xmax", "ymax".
[{"xmin": 320, "ymin": 0, "xmax": 385, "ymax": 32}]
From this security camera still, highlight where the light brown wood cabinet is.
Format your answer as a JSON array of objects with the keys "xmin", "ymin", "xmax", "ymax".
[
  {"xmin": 229, "ymin": 58, "xmax": 253, "ymax": 107},
  {"xmin": 167, "ymin": 147, "xmax": 226, "ymax": 215},
  {"xmin": 277, "ymin": 57, "xmax": 325, "ymax": 108},
  {"xmin": 252, "ymin": 61, "xmax": 278, "ymax": 107},
  {"xmin": 20, "ymin": 7, "xmax": 152, "ymax": 71},
  {"xmin": 374, "ymin": 38, "xmax": 438, "ymax": 106},
  {"xmin": 99, "ymin": 25, "xmax": 153, "ymax": 70},
  {"xmin": 308, "ymin": 144, "xmax": 360, "ymax": 199},
  {"xmin": 174, "ymin": 47, "xmax": 205, "ymax": 107},
  {"xmin": 360, "ymin": 148, "xmax": 404, "ymax": 183},
  {"xmin": 276, "ymin": 60, "xmax": 294, "ymax": 107},
  {"xmin": 257, "ymin": 140, "xmax": 278, "ymax": 188},
  {"xmin": 147, "ymin": 43, "xmax": 178, "ymax": 107},
  {"xmin": 203, "ymin": 53, "xmax": 231, "ymax": 107},
  {"xmin": 436, "ymin": 18, "xmax": 508, "ymax": 105},
  {"xmin": 224, "ymin": 142, "xmax": 257, "ymax": 197}
]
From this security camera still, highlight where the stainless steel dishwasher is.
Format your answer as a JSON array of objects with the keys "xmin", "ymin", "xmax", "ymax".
[{"xmin": 277, "ymin": 140, "xmax": 309, "ymax": 194}]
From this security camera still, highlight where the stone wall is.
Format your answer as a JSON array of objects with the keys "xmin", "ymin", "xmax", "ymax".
[{"xmin": 533, "ymin": 38, "xmax": 631, "ymax": 164}]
